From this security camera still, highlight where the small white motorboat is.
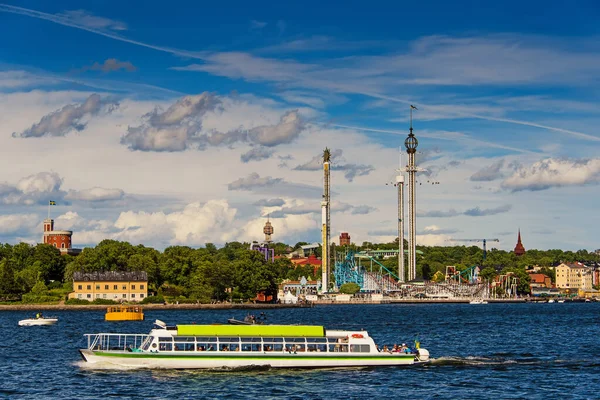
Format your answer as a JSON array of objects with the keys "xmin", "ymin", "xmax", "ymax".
[
  {"xmin": 469, "ymin": 299, "xmax": 488, "ymax": 304},
  {"xmin": 18, "ymin": 316, "xmax": 58, "ymax": 326}
]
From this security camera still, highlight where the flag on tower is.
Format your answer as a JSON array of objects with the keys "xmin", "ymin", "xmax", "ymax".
[
  {"xmin": 410, "ymin": 105, "xmax": 418, "ymax": 110},
  {"xmin": 49, "ymin": 200, "xmax": 56, "ymax": 205}
]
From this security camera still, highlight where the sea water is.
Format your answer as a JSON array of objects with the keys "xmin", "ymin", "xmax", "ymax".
[{"xmin": 0, "ymin": 303, "xmax": 598, "ymax": 399}]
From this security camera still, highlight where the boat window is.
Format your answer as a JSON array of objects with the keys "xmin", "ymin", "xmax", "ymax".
[
  {"xmin": 350, "ymin": 344, "xmax": 371, "ymax": 353},
  {"xmin": 329, "ymin": 344, "xmax": 349, "ymax": 352},
  {"xmin": 173, "ymin": 342, "xmax": 195, "ymax": 351},
  {"xmin": 196, "ymin": 341, "xmax": 217, "ymax": 351},
  {"xmin": 317, "ymin": 344, "xmax": 327, "ymax": 352},
  {"xmin": 263, "ymin": 343, "xmax": 283, "ymax": 352},
  {"xmin": 306, "ymin": 343, "xmax": 318, "ymax": 352},
  {"xmin": 241, "ymin": 342, "xmax": 262, "ymax": 352},
  {"xmin": 159, "ymin": 343, "xmax": 172, "ymax": 351},
  {"xmin": 141, "ymin": 336, "xmax": 155, "ymax": 351}
]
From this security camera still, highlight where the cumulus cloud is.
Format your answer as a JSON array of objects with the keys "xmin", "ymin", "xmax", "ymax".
[
  {"xmin": 464, "ymin": 204, "xmax": 512, "ymax": 216},
  {"xmin": 470, "ymin": 159, "xmax": 505, "ymax": 182},
  {"xmin": 65, "ymin": 187, "xmax": 125, "ymax": 202},
  {"xmin": 13, "ymin": 94, "xmax": 118, "ymax": 138},
  {"xmin": 0, "ymin": 214, "xmax": 39, "ymax": 235},
  {"xmin": 0, "ymin": 172, "xmax": 64, "ymax": 205},
  {"xmin": 417, "ymin": 225, "xmax": 459, "ymax": 235},
  {"xmin": 502, "ymin": 158, "xmax": 600, "ymax": 191},
  {"xmin": 121, "ymin": 93, "xmax": 220, "ymax": 151},
  {"xmin": 227, "ymin": 172, "xmax": 322, "ymax": 198},
  {"xmin": 121, "ymin": 94, "xmax": 305, "ymax": 152},
  {"xmin": 113, "ymin": 200, "xmax": 237, "ymax": 245},
  {"xmin": 267, "ymin": 200, "xmax": 375, "ymax": 218},
  {"xmin": 0, "ymin": 172, "xmax": 127, "ymax": 206},
  {"xmin": 228, "ymin": 173, "xmax": 283, "ymax": 191},
  {"xmin": 419, "ymin": 204, "xmax": 512, "ymax": 218},
  {"xmin": 240, "ymin": 147, "xmax": 274, "ymax": 163},
  {"xmin": 247, "ymin": 110, "xmax": 304, "ymax": 147},
  {"xmin": 254, "ymin": 198, "xmax": 285, "ymax": 207},
  {"xmin": 79, "ymin": 58, "xmax": 137, "ymax": 73}
]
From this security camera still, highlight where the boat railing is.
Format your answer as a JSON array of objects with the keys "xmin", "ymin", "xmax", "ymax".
[{"xmin": 85, "ymin": 333, "xmax": 150, "ymax": 351}]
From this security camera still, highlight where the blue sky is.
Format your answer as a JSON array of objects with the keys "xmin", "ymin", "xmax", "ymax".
[{"xmin": 1, "ymin": 0, "xmax": 599, "ymax": 251}]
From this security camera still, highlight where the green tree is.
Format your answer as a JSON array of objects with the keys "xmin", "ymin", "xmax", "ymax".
[{"xmin": 339, "ymin": 282, "xmax": 360, "ymax": 295}]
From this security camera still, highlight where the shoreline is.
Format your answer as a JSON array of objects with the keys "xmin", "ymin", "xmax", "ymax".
[
  {"xmin": 1, "ymin": 298, "xmax": 594, "ymax": 310},
  {"xmin": 0, "ymin": 303, "xmax": 313, "ymax": 311}
]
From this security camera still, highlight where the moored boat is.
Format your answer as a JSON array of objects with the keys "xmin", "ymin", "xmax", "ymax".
[
  {"xmin": 105, "ymin": 305, "xmax": 144, "ymax": 321},
  {"xmin": 469, "ymin": 299, "xmax": 488, "ymax": 304},
  {"xmin": 79, "ymin": 320, "xmax": 430, "ymax": 369}
]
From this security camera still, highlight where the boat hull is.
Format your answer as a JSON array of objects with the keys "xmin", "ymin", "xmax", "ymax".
[
  {"xmin": 79, "ymin": 349, "xmax": 421, "ymax": 369},
  {"xmin": 18, "ymin": 318, "xmax": 58, "ymax": 326}
]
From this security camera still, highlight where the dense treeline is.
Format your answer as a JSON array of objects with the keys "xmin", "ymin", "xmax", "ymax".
[{"xmin": 0, "ymin": 239, "xmax": 598, "ymax": 302}]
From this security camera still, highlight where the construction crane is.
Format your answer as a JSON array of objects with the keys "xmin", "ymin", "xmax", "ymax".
[{"xmin": 446, "ymin": 238, "xmax": 500, "ymax": 262}]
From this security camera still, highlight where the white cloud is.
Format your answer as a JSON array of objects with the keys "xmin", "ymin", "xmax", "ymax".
[
  {"xmin": 0, "ymin": 214, "xmax": 38, "ymax": 235},
  {"xmin": 13, "ymin": 94, "xmax": 118, "ymax": 138},
  {"xmin": 240, "ymin": 147, "xmax": 274, "ymax": 163},
  {"xmin": 57, "ymin": 9, "xmax": 127, "ymax": 31},
  {"xmin": 79, "ymin": 58, "xmax": 137, "ymax": 73},
  {"xmin": 470, "ymin": 159, "xmax": 505, "ymax": 182},
  {"xmin": 65, "ymin": 187, "xmax": 124, "ymax": 202},
  {"xmin": 502, "ymin": 158, "xmax": 600, "ymax": 191},
  {"xmin": 247, "ymin": 110, "xmax": 305, "ymax": 147}
]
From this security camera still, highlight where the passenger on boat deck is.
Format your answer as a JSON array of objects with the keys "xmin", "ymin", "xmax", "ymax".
[
  {"xmin": 221, "ymin": 345, "xmax": 229, "ymax": 351},
  {"xmin": 392, "ymin": 344, "xmax": 400, "ymax": 353},
  {"xmin": 264, "ymin": 345, "xmax": 271, "ymax": 351}
]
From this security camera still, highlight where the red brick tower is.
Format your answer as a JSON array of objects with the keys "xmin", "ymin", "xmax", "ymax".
[{"xmin": 43, "ymin": 218, "xmax": 73, "ymax": 251}]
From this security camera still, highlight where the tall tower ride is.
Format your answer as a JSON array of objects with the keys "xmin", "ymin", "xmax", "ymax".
[
  {"xmin": 321, "ymin": 148, "xmax": 331, "ymax": 293},
  {"xmin": 404, "ymin": 106, "xmax": 419, "ymax": 281}
]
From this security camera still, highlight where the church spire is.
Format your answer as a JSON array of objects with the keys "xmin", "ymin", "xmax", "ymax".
[{"xmin": 514, "ymin": 229, "xmax": 525, "ymax": 256}]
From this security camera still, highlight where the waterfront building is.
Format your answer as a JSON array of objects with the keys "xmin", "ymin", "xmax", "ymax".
[
  {"xmin": 339, "ymin": 232, "xmax": 351, "ymax": 246},
  {"xmin": 555, "ymin": 263, "xmax": 592, "ymax": 291},
  {"xmin": 528, "ymin": 274, "xmax": 552, "ymax": 292},
  {"xmin": 42, "ymin": 218, "xmax": 81, "ymax": 256},
  {"xmin": 280, "ymin": 276, "xmax": 320, "ymax": 296},
  {"xmin": 68, "ymin": 271, "xmax": 148, "ymax": 302},
  {"xmin": 513, "ymin": 229, "xmax": 525, "ymax": 256}
]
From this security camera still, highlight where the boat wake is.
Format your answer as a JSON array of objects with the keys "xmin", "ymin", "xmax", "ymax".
[
  {"xmin": 428, "ymin": 356, "xmax": 600, "ymax": 369},
  {"xmin": 75, "ymin": 361, "xmax": 146, "ymax": 371}
]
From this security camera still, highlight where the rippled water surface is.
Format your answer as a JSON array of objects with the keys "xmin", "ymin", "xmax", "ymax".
[{"xmin": 1, "ymin": 303, "xmax": 599, "ymax": 399}]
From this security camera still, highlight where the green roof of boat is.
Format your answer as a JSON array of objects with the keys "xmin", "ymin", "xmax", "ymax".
[{"xmin": 176, "ymin": 325, "xmax": 325, "ymax": 337}]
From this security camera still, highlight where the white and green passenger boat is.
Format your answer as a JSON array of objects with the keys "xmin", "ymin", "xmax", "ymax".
[{"xmin": 79, "ymin": 320, "xmax": 430, "ymax": 369}]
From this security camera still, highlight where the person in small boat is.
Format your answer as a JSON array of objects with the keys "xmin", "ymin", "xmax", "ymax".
[
  {"xmin": 36, "ymin": 312, "xmax": 42, "ymax": 319},
  {"xmin": 392, "ymin": 344, "xmax": 400, "ymax": 353}
]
